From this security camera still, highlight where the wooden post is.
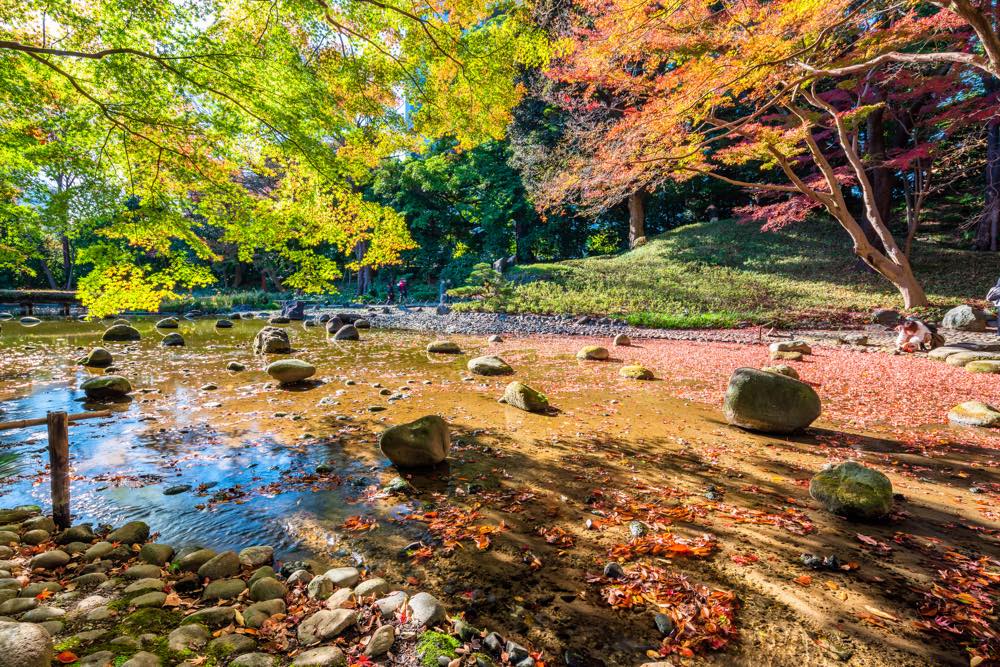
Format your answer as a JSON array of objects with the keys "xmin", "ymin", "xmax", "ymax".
[{"xmin": 46, "ymin": 411, "xmax": 71, "ymax": 529}]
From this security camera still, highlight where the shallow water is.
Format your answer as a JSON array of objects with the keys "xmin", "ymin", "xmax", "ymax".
[
  {"xmin": 0, "ymin": 317, "xmax": 477, "ymax": 555},
  {"xmin": 1, "ymin": 315, "xmax": 997, "ymax": 666}
]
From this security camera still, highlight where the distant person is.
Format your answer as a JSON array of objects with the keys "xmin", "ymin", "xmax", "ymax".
[
  {"xmin": 894, "ymin": 317, "xmax": 943, "ymax": 352},
  {"xmin": 988, "ymin": 277, "xmax": 1000, "ymax": 336},
  {"xmin": 386, "ymin": 283, "xmax": 396, "ymax": 304},
  {"xmin": 397, "ymin": 278, "xmax": 408, "ymax": 302}
]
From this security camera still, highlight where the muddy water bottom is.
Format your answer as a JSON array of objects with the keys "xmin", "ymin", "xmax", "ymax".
[{"xmin": 0, "ymin": 317, "xmax": 998, "ymax": 666}]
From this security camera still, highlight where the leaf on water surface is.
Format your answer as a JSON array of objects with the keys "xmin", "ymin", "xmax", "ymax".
[{"xmin": 341, "ymin": 515, "xmax": 378, "ymax": 532}]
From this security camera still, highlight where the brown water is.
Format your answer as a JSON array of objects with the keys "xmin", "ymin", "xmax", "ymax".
[{"xmin": 0, "ymin": 316, "xmax": 996, "ymax": 666}]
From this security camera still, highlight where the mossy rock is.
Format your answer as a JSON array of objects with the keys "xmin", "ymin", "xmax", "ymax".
[
  {"xmin": 769, "ymin": 350, "xmax": 803, "ymax": 361},
  {"xmin": 945, "ymin": 351, "xmax": 1000, "ymax": 367},
  {"xmin": 156, "ymin": 318, "xmax": 179, "ymax": 329},
  {"xmin": 416, "ymin": 631, "xmax": 460, "ymax": 667},
  {"xmin": 467, "ymin": 356, "xmax": 513, "ymax": 376},
  {"xmin": 723, "ymin": 367, "xmax": 820, "ymax": 433},
  {"xmin": 161, "ymin": 332, "xmax": 185, "ymax": 347},
  {"xmin": 332, "ymin": 325, "xmax": 360, "ymax": 341},
  {"xmin": 118, "ymin": 607, "xmax": 182, "ymax": 635},
  {"xmin": 576, "ymin": 345, "xmax": 609, "ymax": 361},
  {"xmin": 502, "ymin": 381, "xmax": 549, "ymax": 412},
  {"xmin": 965, "ymin": 360, "xmax": 1000, "ymax": 374},
  {"xmin": 103, "ymin": 324, "xmax": 141, "ymax": 342},
  {"xmin": 426, "ymin": 340, "xmax": 461, "ymax": 354},
  {"xmin": 82, "ymin": 375, "xmax": 132, "ymax": 399},
  {"xmin": 947, "ymin": 401, "xmax": 1000, "ymax": 427},
  {"xmin": 78, "ymin": 347, "xmax": 114, "ymax": 368},
  {"xmin": 809, "ymin": 461, "xmax": 893, "ymax": 520},
  {"xmin": 266, "ymin": 359, "xmax": 316, "ymax": 385},
  {"xmin": 379, "ymin": 416, "xmax": 450, "ymax": 468},
  {"xmin": 619, "ymin": 365, "xmax": 653, "ymax": 380}
]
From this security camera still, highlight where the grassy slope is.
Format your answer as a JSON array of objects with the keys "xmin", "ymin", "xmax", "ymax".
[{"xmin": 477, "ymin": 219, "xmax": 1000, "ymax": 327}]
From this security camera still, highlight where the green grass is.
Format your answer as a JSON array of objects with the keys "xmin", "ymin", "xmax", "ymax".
[
  {"xmin": 160, "ymin": 289, "xmax": 290, "ymax": 314},
  {"xmin": 458, "ymin": 219, "xmax": 1000, "ymax": 328}
]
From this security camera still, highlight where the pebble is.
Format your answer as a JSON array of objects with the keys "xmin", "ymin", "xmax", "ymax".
[
  {"xmin": 603, "ymin": 562, "xmax": 625, "ymax": 579},
  {"xmin": 365, "ymin": 624, "xmax": 395, "ymax": 656},
  {"xmin": 407, "ymin": 591, "xmax": 445, "ymax": 626}
]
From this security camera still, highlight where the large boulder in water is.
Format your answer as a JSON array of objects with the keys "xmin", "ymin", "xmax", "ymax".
[
  {"xmin": 215, "ymin": 319, "xmax": 234, "ymax": 329},
  {"xmin": 161, "ymin": 333, "xmax": 185, "ymax": 347},
  {"xmin": 156, "ymin": 317, "xmax": 179, "ymax": 329},
  {"xmin": 809, "ymin": 461, "xmax": 893, "ymax": 520},
  {"xmin": 332, "ymin": 325, "xmax": 359, "ymax": 341},
  {"xmin": 576, "ymin": 346, "xmax": 609, "ymax": 361},
  {"xmin": 266, "ymin": 359, "xmax": 316, "ymax": 385},
  {"xmin": 81, "ymin": 375, "xmax": 132, "ymax": 399},
  {"xmin": 942, "ymin": 305, "xmax": 988, "ymax": 331},
  {"xmin": 253, "ymin": 327, "xmax": 291, "ymax": 354},
  {"xmin": 502, "ymin": 382, "xmax": 549, "ymax": 413},
  {"xmin": 378, "ymin": 416, "xmax": 450, "ymax": 468},
  {"xmin": 102, "ymin": 324, "xmax": 141, "ymax": 342},
  {"xmin": 619, "ymin": 365, "xmax": 654, "ymax": 380},
  {"xmin": 280, "ymin": 300, "xmax": 306, "ymax": 321},
  {"xmin": 467, "ymin": 356, "xmax": 513, "ymax": 376},
  {"xmin": 324, "ymin": 317, "xmax": 344, "ymax": 334},
  {"xmin": 723, "ymin": 367, "xmax": 820, "ymax": 433},
  {"xmin": 426, "ymin": 340, "xmax": 461, "ymax": 354},
  {"xmin": 947, "ymin": 401, "xmax": 1000, "ymax": 427},
  {"xmin": 77, "ymin": 347, "xmax": 113, "ymax": 368}
]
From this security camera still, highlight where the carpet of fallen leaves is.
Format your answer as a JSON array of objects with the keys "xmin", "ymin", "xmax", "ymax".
[
  {"xmin": 593, "ymin": 563, "xmax": 739, "ymax": 657},
  {"xmin": 522, "ymin": 335, "xmax": 1000, "ymax": 445}
]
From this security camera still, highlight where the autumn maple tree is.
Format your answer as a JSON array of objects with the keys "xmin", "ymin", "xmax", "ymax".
[{"xmin": 540, "ymin": 0, "xmax": 1000, "ymax": 307}]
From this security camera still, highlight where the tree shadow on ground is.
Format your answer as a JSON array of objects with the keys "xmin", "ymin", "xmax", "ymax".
[{"xmin": 311, "ymin": 417, "xmax": 996, "ymax": 667}]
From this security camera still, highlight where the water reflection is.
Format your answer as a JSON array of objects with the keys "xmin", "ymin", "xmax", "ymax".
[{"xmin": 0, "ymin": 317, "xmax": 472, "ymax": 559}]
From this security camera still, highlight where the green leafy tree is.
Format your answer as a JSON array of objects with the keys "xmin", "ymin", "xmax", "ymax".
[{"xmin": 0, "ymin": 0, "xmax": 549, "ymax": 315}]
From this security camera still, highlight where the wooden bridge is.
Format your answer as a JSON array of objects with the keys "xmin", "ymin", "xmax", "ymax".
[{"xmin": 0, "ymin": 289, "xmax": 81, "ymax": 315}]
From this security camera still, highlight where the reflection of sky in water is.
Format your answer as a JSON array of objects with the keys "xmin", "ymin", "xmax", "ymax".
[{"xmin": 0, "ymin": 318, "xmax": 439, "ymax": 560}]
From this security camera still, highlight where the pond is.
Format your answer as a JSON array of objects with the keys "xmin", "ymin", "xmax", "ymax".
[{"xmin": 0, "ymin": 315, "xmax": 997, "ymax": 666}]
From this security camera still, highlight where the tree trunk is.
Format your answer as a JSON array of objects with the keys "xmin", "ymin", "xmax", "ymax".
[
  {"xmin": 627, "ymin": 190, "xmax": 647, "ymax": 248},
  {"xmin": 863, "ymin": 107, "xmax": 892, "ymax": 251},
  {"xmin": 61, "ymin": 235, "xmax": 73, "ymax": 289},
  {"xmin": 975, "ymin": 75, "xmax": 1000, "ymax": 250},
  {"xmin": 232, "ymin": 262, "xmax": 244, "ymax": 288},
  {"xmin": 37, "ymin": 253, "xmax": 57, "ymax": 289},
  {"xmin": 354, "ymin": 240, "xmax": 371, "ymax": 296},
  {"xmin": 835, "ymin": 208, "xmax": 928, "ymax": 307}
]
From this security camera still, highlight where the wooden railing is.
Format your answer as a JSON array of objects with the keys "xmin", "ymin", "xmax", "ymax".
[{"xmin": 0, "ymin": 410, "xmax": 111, "ymax": 528}]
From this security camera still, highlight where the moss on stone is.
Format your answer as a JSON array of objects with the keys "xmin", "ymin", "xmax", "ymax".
[
  {"xmin": 417, "ymin": 631, "xmax": 460, "ymax": 667},
  {"xmin": 117, "ymin": 607, "xmax": 182, "ymax": 635},
  {"xmin": 54, "ymin": 637, "xmax": 83, "ymax": 652}
]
